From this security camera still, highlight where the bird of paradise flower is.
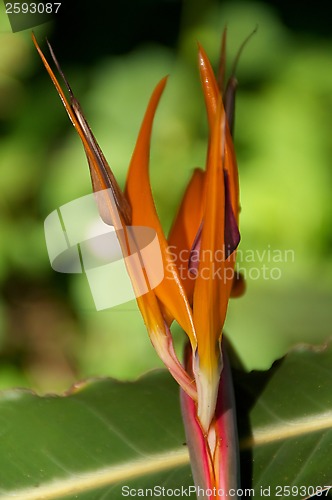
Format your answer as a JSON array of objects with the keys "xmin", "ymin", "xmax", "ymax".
[{"xmin": 33, "ymin": 30, "xmax": 250, "ymax": 499}]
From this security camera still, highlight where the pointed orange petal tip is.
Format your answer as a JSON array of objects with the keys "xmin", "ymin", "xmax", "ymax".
[{"xmin": 197, "ymin": 43, "xmax": 219, "ymax": 128}]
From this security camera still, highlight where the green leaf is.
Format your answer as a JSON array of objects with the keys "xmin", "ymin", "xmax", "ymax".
[
  {"xmin": 0, "ymin": 345, "xmax": 332, "ymax": 499},
  {"xmin": 238, "ymin": 343, "xmax": 332, "ymax": 499},
  {"xmin": 0, "ymin": 371, "xmax": 192, "ymax": 499}
]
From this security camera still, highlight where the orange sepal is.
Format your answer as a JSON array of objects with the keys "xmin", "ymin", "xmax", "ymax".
[
  {"xmin": 193, "ymin": 98, "xmax": 228, "ymax": 363},
  {"xmin": 125, "ymin": 78, "xmax": 196, "ymax": 348},
  {"xmin": 198, "ymin": 42, "xmax": 239, "ymax": 220},
  {"xmin": 168, "ymin": 168, "xmax": 205, "ymax": 302}
]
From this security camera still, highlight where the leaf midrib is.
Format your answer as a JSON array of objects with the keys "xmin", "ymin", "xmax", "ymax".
[
  {"xmin": 242, "ymin": 410, "xmax": 332, "ymax": 449},
  {"xmin": 4, "ymin": 410, "xmax": 332, "ymax": 499},
  {"xmin": 2, "ymin": 448, "xmax": 189, "ymax": 500}
]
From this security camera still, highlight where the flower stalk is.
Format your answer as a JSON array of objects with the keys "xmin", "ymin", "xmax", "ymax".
[{"xmin": 181, "ymin": 342, "xmax": 241, "ymax": 499}]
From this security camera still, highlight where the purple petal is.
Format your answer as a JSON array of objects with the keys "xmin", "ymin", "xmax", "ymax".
[
  {"xmin": 188, "ymin": 222, "xmax": 202, "ymax": 275},
  {"xmin": 224, "ymin": 169, "xmax": 240, "ymax": 259}
]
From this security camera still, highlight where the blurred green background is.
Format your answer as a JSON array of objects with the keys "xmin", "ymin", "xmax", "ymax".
[{"xmin": 0, "ymin": 0, "xmax": 331, "ymax": 393}]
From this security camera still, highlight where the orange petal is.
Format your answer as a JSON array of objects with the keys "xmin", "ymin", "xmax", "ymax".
[
  {"xmin": 181, "ymin": 346, "xmax": 215, "ymax": 495},
  {"xmin": 198, "ymin": 43, "xmax": 241, "ymax": 307},
  {"xmin": 192, "ymin": 99, "xmax": 227, "ymax": 430},
  {"xmin": 198, "ymin": 42, "xmax": 240, "ymax": 221},
  {"xmin": 198, "ymin": 43, "xmax": 219, "ymax": 131},
  {"xmin": 168, "ymin": 168, "xmax": 205, "ymax": 302},
  {"xmin": 125, "ymin": 78, "xmax": 196, "ymax": 348},
  {"xmin": 193, "ymin": 98, "xmax": 227, "ymax": 358}
]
